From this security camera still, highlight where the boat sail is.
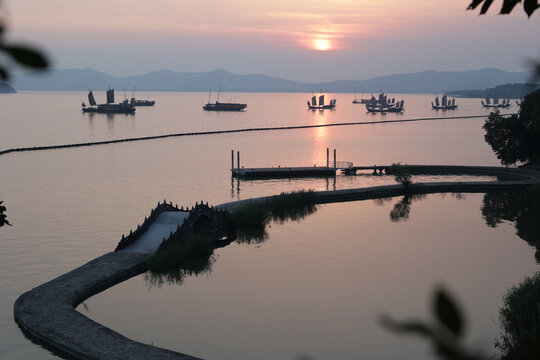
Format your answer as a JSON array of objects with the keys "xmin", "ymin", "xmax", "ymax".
[
  {"xmin": 481, "ymin": 96, "xmax": 511, "ymax": 109},
  {"xmin": 432, "ymin": 94, "xmax": 458, "ymax": 110},
  {"xmin": 82, "ymin": 88, "xmax": 135, "ymax": 114},
  {"xmin": 88, "ymin": 91, "xmax": 97, "ymax": 106},
  {"xmin": 106, "ymin": 88, "xmax": 114, "ymax": 104},
  {"xmin": 307, "ymin": 92, "xmax": 336, "ymax": 110},
  {"xmin": 365, "ymin": 92, "xmax": 404, "ymax": 113}
]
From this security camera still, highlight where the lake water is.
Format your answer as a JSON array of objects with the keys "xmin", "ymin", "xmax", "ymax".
[{"xmin": 0, "ymin": 92, "xmax": 534, "ymax": 360}]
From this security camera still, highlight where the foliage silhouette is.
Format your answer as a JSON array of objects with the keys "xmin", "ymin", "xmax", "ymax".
[
  {"xmin": 0, "ymin": 9, "xmax": 48, "ymax": 80},
  {"xmin": 225, "ymin": 190, "xmax": 317, "ymax": 243},
  {"xmin": 389, "ymin": 194, "xmax": 426, "ymax": 222},
  {"xmin": 483, "ymin": 90, "xmax": 540, "ymax": 166},
  {"xmin": 468, "ymin": 0, "xmax": 540, "ymax": 17},
  {"xmin": 481, "ymin": 189, "xmax": 540, "ymax": 261},
  {"xmin": 496, "ymin": 271, "xmax": 540, "ymax": 359},
  {"xmin": 145, "ymin": 191, "xmax": 318, "ymax": 287},
  {"xmin": 467, "ymin": 0, "xmax": 540, "ymax": 80},
  {"xmin": 390, "ymin": 163, "xmax": 412, "ymax": 188},
  {"xmin": 145, "ymin": 232, "xmax": 218, "ymax": 288},
  {"xmin": 381, "ymin": 287, "xmax": 490, "ymax": 360},
  {"xmin": 0, "ymin": 201, "xmax": 11, "ymax": 227}
]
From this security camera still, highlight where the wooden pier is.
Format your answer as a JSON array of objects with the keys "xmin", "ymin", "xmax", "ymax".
[
  {"xmin": 232, "ymin": 166, "xmax": 337, "ymax": 178},
  {"xmin": 229, "ymin": 149, "xmax": 531, "ymax": 180},
  {"xmin": 231, "ymin": 148, "xmax": 344, "ymax": 178}
]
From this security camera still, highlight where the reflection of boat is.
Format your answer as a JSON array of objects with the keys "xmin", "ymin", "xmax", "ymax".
[
  {"xmin": 481, "ymin": 97, "xmax": 511, "ymax": 108},
  {"xmin": 352, "ymin": 89, "xmax": 370, "ymax": 104},
  {"xmin": 203, "ymin": 87, "xmax": 247, "ymax": 111},
  {"xmin": 307, "ymin": 94, "xmax": 336, "ymax": 110},
  {"xmin": 82, "ymin": 88, "xmax": 135, "ymax": 114},
  {"xmin": 365, "ymin": 93, "xmax": 404, "ymax": 113},
  {"xmin": 432, "ymin": 94, "xmax": 458, "ymax": 110}
]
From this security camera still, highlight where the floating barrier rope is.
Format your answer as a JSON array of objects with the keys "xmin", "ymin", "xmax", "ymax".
[{"xmin": 0, "ymin": 114, "xmax": 515, "ymax": 156}]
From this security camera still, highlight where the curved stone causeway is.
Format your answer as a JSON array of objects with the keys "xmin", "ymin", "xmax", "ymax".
[{"xmin": 14, "ymin": 165, "xmax": 540, "ymax": 360}]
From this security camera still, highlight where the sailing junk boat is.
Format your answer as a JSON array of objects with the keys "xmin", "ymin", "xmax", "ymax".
[
  {"xmin": 133, "ymin": 99, "xmax": 155, "ymax": 106},
  {"xmin": 481, "ymin": 97, "xmax": 511, "ymax": 109},
  {"xmin": 82, "ymin": 88, "xmax": 136, "ymax": 114},
  {"xmin": 307, "ymin": 94, "xmax": 336, "ymax": 110},
  {"xmin": 129, "ymin": 87, "xmax": 155, "ymax": 106},
  {"xmin": 432, "ymin": 94, "xmax": 458, "ymax": 110},
  {"xmin": 365, "ymin": 93, "xmax": 404, "ymax": 113},
  {"xmin": 352, "ymin": 89, "xmax": 370, "ymax": 104},
  {"xmin": 203, "ymin": 88, "xmax": 247, "ymax": 111}
]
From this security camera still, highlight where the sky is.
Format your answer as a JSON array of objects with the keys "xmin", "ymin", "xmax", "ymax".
[{"xmin": 3, "ymin": 0, "xmax": 540, "ymax": 82}]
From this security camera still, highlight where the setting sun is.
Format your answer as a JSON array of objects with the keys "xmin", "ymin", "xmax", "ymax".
[{"xmin": 313, "ymin": 39, "xmax": 330, "ymax": 51}]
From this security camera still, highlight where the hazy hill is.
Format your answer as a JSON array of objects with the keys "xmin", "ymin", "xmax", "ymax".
[
  {"xmin": 0, "ymin": 82, "xmax": 16, "ymax": 93},
  {"xmin": 12, "ymin": 68, "xmax": 531, "ymax": 94},
  {"xmin": 448, "ymin": 83, "xmax": 540, "ymax": 98}
]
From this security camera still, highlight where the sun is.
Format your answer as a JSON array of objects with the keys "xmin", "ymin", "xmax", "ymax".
[{"xmin": 313, "ymin": 39, "xmax": 331, "ymax": 51}]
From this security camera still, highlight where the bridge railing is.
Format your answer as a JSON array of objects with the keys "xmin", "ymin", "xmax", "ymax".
[{"xmin": 330, "ymin": 161, "xmax": 353, "ymax": 169}]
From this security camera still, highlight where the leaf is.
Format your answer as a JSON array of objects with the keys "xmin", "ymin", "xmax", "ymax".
[
  {"xmin": 500, "ymin": 0, "xmax": 522, "ymax": 14},
  {"xmin": 467, "ymin": 0, "xmax": 485, "ymax": 10},
  {"xmin": 481, "ymin": 0, "xmax": 495, "ymax": 14},
  {"xmin": 0, "ymin": 66, "xmax": 7, "ymax": 81},
  {"xmin": 524, "ymin": 0, "xmax": 540, "ymax": 17},
  {"xmin": 3, "ymin": 45, "xmax": 48, "ymax": 69},
  {"xmin": 379, "ymin": 315, "xmax": 435, "ymax": 338},
  {"xmin": 433, "ymin": 288, "xmax": 464, "ymax": 338}
]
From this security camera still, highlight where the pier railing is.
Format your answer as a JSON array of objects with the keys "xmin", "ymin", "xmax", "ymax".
[{"xmin": 330, "ymin": 161, "xmax": 353, "ymax": 169}]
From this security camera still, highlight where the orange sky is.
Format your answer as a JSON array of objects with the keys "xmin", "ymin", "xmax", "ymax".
[{"xmin": 4, "ymin": 0, "xmax": 539, "ymax": 81}]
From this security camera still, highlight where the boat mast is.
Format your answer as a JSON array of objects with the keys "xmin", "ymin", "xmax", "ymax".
[
  {"xmin": 208, "ymin": 88, "xmax": 212, "ymax": 104},
  {"xmin": 217, "ymin": 86, "xmax": 222, "ymax": 103}
]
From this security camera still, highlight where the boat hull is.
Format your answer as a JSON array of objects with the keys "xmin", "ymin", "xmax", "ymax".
[
  {"xmin": 203, "ymin": 102, "xmax": 247, "ymax": 111},
  {"xmin": 308, "ymin": 105, "xmax": 335, "ymax": 110},
  {"xmin": 481, "ymin": 104, "xmax": 511, "ymax": 109},
  {"xmin": 366, "ymin": 107, "xmax": 403, "ymax": 113},
  {"xmin": 134, "ymin": 100, "xmax": 155, "ymax": 106},
  {"xmin": 432, "ymin": 105, "xmax": 458, "ymax": 110},
  {"xmin": 82, "ymin": 105, "xmax": 135, "ymax": 114}
]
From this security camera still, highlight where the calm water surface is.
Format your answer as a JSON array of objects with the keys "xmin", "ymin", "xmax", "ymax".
[
  {"xmin": 80, "ymin": 195, "xmax": 538, "ymax": 360},
  {"xmin": 0, "ymin": 92, "xmax": 532, "ymax": 359}
]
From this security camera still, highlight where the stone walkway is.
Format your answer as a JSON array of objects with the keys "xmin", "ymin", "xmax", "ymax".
[
  {"xmin": 123, "ymin": 211, "xmax": 189, "ymax": 254},
  {"xmin": 14, "ymin": 211, "xmax": 199, "ymax": 360}
]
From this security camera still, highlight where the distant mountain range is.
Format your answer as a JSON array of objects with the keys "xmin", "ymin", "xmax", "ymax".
[
  {"xmin": 9, "ymin": 68, "xmax": 533, "ymax": 94},
  {"xmin": 448, "ymin": 83, "xmax": 540, "ymax": 99}
]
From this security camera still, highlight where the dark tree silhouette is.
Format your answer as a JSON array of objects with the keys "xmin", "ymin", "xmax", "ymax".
[
  {"xmin": 0, "ymin": 201, "xmax": 11, "ymax": 227},
  {"xmin": 483, "ymin": 90, "xmax": 540, "ymax": 166}
]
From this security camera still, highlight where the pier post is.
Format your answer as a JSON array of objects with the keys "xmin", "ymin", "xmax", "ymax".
[
  {"xmin": 237, "ymin": 151, "xmax": 240, "ymax": 170},
  {"xmin": 231, "ymin": 150, "xmax": 234, "ymax": 171},
  {"xmin": 334, "ymin": 149, "xmax": 336, "ymax": 169},
  {"xmin": 326, "ymin": 148, "xmax": 329, "ymax": 168}
]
